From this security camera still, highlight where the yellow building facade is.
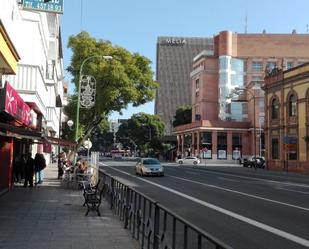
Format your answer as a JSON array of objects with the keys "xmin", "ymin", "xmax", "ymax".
[
  {"xmin": 0, "ymin": 20, "xmax": 19, "ymax": 75},
  {"xmin": 264, "ymin": 63, "xmax": 309, "ymax": 172}
]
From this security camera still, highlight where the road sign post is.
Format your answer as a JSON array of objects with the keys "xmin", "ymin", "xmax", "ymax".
[{"xmin": 83, "ymin": 139, "xmax": 92, "ymax": 163}]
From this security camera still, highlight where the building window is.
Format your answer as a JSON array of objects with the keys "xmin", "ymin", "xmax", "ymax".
[
  {"xmin": 288, "ymin": 94, "xmax": 297, "ymax": 117},
  {"xmin": 232, "ymin": 133, "xmax": 242, "ymax": 160},
  {"xmin": 271, "ymin": 98, "xmax": 279, "ymax": 120},
  {"xmin": 287, "ymin": 137, "xmax": 298, "ymax": 160},
  {"xmin": 46, "ymin": 60, "xmax": 55, "ymax": 80},
  {"xmin": 252, "ymin": 62, "xmax": 262, "ymax": 72},
  {"xmin": 195, "ymin": 78, "xmax": 200, "ymax": 90},
  {"xmin": 271, "ymin": 138, "xmax": 279, "ymax": 159},
  {"xmin": 195, "ymin": 79, "xmax": 200, "ymax": 98},
  {"xmin": 286, "ymin": 61, "xmax": 294, "ymax": 69},
  {"xmin": 217, "ymin": 132, "xmax": 227, "ymax": 159},
  {"xmin": 267, "ymin": 62, "xmax": 277, "ymax": 71},
  {"xmin": 201, "ymin": 132, "xmax": 212, "ymax": 159}
]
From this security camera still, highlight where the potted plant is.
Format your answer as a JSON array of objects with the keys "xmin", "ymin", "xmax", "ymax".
[{"xmin": 303, "ymin": 135, "xmax": 309, "ymax": 143}]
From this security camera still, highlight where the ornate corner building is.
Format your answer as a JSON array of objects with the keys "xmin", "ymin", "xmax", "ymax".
[{"xmin": 263, "ymin": 63, "xmax": 309, "ymax": 172}]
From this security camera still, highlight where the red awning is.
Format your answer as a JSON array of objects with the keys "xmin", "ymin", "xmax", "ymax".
[{"xmin": 0, "ymin": 122, "xmax": 41, "ymax": 140}]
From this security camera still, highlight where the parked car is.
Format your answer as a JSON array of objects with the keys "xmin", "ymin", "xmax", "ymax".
[
  {"xmin": 242, "ymin": 156, "xmax": 265, "ymax": 168},
  {"xmin": 176, "ymin": 156, "xmax": 201, "ymax": 165},
  {"xmin": 135, "ymin": 158, "xmax": 164, "ymax": 176}
]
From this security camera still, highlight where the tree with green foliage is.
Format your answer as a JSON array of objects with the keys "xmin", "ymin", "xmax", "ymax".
[
  {"xmin": 116, "ymin": 113, "xmax": 165, "ymax": 156},
  {"xmin": 64, "ymin": 32, "xmax": 158, "ymax": 150},
  {"xmin": 172, "ymin": 105, "xmax": 192, "ymax": 127}
]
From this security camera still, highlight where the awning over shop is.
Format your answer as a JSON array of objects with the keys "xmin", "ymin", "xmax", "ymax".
[
  {"xmin": 0, "ymin": 122, "xmax": 41, "ymax": 140},
  {"xmin": 0, "ymin": 20, "xmax": 20, "ymax": 74},
  {"xmin": 43, "ymin": 136, "xmax": 76, "ymax": 147}
]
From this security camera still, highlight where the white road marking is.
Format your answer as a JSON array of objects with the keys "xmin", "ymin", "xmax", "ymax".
[
  {"xmin": 170, "ymin": 176, "xmax": 309, "ymax": 212},
  {"xmin": 188, "ymin": 168, "xmax": 309, "ymax": 189},
  {"xmin": 217, "ymin": 177, "xmax": 240, "ymax": 182},
  {"xmin": 104, "ymin": 165, "xmax": 309, "ymax": 248},
  {"xmin": 185, "ymin": 171, "xmax": 200, "ymax": 175},
  {"xmin": 276, "ymin": 187, "xmax": 309, "ymax": 195}
]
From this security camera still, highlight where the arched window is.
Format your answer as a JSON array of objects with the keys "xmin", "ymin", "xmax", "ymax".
[
  {"xmin": 288, "ymin": 94, "xmax": 297, "ymax": 117},
  {"xmin": 271, "ymin": 98, "xmax": 279, "ymax": 120}
]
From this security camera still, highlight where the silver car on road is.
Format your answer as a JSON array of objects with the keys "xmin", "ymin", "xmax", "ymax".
[{"xmin": 135, "ymin": 158, "xmax": 164, "ymax": 176}]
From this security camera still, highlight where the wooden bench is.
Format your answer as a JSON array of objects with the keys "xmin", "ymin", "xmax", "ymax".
[{"xmin": 84, "ymin": 180, "xmax": 106, "ymax": 216}]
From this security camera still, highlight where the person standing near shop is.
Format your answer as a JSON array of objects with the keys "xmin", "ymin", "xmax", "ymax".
[
  {"xmin": 34, "ymin": 153, "xmax": 46, "ymax": 184},
  {"xmin": 24, "ymin": 153, "xmax": 35, "ymax": 188}
]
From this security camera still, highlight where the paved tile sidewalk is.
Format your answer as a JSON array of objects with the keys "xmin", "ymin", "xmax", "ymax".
[{"xmin": 0, "ymin": 164, "xmax": 138, "ymax": 249}]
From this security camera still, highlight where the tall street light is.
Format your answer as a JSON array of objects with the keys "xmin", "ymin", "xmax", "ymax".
[
  {"xmin": 231, "ymin": 86, "xmax": 260, "ymax": 168},
  {"xmin": 74, "ymin": 55, "xmax": 112, "ymax": 162}
]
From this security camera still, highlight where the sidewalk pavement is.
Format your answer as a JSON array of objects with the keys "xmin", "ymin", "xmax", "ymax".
[{"xmin": 0, "ymin": 164, "xmax": 139, "ymax": 249}]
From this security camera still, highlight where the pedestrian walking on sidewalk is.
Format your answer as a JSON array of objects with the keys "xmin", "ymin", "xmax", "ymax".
[
  {"xmin": 34, "ymin": 153, "xmax": 46, "ymax": 184},
  {"xmin": 24, "ymin": 153, "xmax": 35, "ymax": 188}
]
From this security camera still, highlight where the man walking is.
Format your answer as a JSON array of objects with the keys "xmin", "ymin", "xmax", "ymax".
[{"xmin": 24, "ymin": 153, "xmax": 35, "ymax": 188}]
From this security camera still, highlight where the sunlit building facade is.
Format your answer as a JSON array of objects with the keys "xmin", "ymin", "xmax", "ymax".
[
  {"xmin": 263, "ymin": 63, "xmax": 309, "ymax": 172},
  {"xmin": 175, "ymin": 31, "xmax": 309, "ymax": 161}
]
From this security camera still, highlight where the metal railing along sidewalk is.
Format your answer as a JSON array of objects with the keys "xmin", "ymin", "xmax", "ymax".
[{"xmin": 99, "ymin": 167, "xmax": 234, "ymax": 249}]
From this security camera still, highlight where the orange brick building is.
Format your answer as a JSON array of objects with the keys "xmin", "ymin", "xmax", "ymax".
[{"xmin": 175, "ymin": 31, "xmax": 309, "ymax": 161}]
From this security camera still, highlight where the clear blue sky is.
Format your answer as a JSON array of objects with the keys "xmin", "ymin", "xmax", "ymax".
[{"xmin": 61, "ymin": 0, "xmax": 309, "ymax": 120}]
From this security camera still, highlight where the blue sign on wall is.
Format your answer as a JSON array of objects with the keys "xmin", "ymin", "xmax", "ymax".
[
  {"xmin": 283, "ymin": 136, "xmax": 297, "ymax": 144},
  {"xmin": 23, "ymin": 0, "xmax": 64, "ymax": 14}
]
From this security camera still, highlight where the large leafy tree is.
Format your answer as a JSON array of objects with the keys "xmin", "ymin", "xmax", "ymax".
[
  {"xmin": 116, "ymin": 113, "xmax": 165, "ymax": 155},
  {"xmin": 65, "ymin": 32, "xmax": 158, "ymax": 149},
  {"xmin": 172, "ymin": 105, "xmax": 192, "ymax": 127}
]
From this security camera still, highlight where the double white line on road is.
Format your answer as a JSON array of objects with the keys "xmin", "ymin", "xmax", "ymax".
[{"xmin": 105, "ymin": 165, "xmax": 309, "ymax": 248}]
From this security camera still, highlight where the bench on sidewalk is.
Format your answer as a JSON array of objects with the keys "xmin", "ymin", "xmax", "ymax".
[
  {"xmin": 84, "ymin": 180, "xmax": 106, "ymax": 216},
  {"xmin": 82, "ymin": 179, "xmax": 101, "ymax": 206}
]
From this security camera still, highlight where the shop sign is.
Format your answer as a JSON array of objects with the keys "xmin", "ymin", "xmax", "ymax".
[
  {"xmin": 0, "ymin": 82, "xmax": 31, "ymax": 126},
  {"xmin": 218, "ymin": 150, "xmax": 227, "ymax": 159},
  {"xmin": 22, "ymin": 0, "xmax": 64, "ymax": 14},
  {"xmin": 43, "ymin": 140, "xmax": 52, "ymax": 153},
  {"xmin": 202, "ymin": 149, "xmax": 212, "ymax": 159}
]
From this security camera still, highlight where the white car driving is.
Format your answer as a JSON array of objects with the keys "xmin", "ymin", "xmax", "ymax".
[{"xmin": 176, "ymin": 156, "xmax": 201, "ymax": 165}]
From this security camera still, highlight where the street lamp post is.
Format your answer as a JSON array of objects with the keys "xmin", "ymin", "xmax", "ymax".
[
  {"xmin": 74, "ymin": 55, "xmax": 112, "ymax": 163},
  {"xmin": 232, "ymin": 87, "xmax": 259, "ymax": 169}
]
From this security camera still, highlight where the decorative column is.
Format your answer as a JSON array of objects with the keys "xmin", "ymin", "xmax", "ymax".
[
  {"xmin": 191, "ymin": 132, "xmax": 195, "ymax": 156},
  {"xmin": 212, "ymin": 130, "xmax": 218, "ymax": 159},
  {"xmin": 227, "ymin": 130, "xmax": 233, "ymax": 160},
  {"xmin": 197, "ymin": 132, "xmax": 200, "ymax": 157},
  {"xmin": 181, "ymin": 134, "xmax": 184, "ymax": 158}
]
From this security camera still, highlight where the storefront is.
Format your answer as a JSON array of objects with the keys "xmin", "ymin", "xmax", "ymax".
[
  {"xmin": 0, "ymin": 82, "xmax": 41, "ymax": 195},
  {"xmin": 0, "ymin": 20, "xmax": 21, "ymax": 195}
]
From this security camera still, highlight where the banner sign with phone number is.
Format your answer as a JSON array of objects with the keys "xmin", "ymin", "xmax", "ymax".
[{"xmin": 22, "ymin": 0, "xmax": 64, "ymax": 14}]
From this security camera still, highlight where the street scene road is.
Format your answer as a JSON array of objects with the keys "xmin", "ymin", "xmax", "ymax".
[{"xmin": 100, "ymin": 160, "xmax": 309, "ymax": 249}]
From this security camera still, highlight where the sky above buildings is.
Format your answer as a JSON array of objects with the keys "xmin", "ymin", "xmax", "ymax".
[{"xmin": 61, "ymin": 0, "xmax": 309, "ymax": 120}]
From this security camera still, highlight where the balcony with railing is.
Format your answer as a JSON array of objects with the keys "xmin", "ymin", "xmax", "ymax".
[
  {"xmin": 46, "ymin": 107, "xmax": 59, "ymax": 132},
  {"xmin": 3, "ymin": 64, "xmax": 49, "ymax": 117}
]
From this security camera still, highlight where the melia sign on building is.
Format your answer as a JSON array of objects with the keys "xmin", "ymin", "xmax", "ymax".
[
  {"xmin": 162, "ymin": 38, "xmax": 186, "ymax": 46},
  {"xmin": 22, "ymin": 0, "xmax": 64, "ymax": 14}
]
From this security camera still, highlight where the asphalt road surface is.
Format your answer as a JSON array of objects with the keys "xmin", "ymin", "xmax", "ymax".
[{"xmin": 100, "ymin": 160, "xmax": 309, "ymax": 249}]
